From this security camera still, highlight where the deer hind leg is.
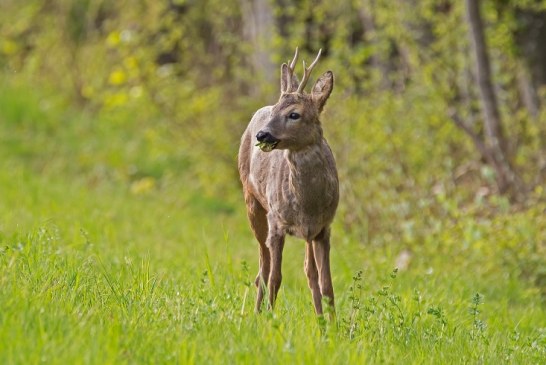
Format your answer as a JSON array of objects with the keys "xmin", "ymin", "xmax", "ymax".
[
  {"xmin": 245, "ymin": 195, "xmax": 270, "ymax": 312},
  {"xmin": 305, "ymin": 241, "xmax": 323, "ymax": 315},
  {"xmin": 266, "ymin": 219, "xmax": 285, "ymax": 310},
  {"xmin": 312, "ymin": 227, "xmax": 335, "ymax": 319}
]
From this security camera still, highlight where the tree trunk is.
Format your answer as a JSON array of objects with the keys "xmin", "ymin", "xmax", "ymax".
[
  {"xmin": 517, "ymin": 64, "xmax": 539, "ymax": 118},
  {"xmin": 464, "ymin": 0, "xmax": 525, "ymax": 201},
  {"xmin": 514, "ymin": 8, "xmax": 546, "ymax": 102},
  {"xmin": 241, "ymin": 0, "xmax": 275, "ymax": 89}
]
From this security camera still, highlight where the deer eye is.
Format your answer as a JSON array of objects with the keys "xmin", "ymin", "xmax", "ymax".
[{"xmin": 288, "ymin": 112, "xmax": 301, "ymax": 120}]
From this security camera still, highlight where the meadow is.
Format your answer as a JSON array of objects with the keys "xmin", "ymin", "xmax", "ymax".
[
  {"xmin": 0, "ymin": 80, "xmax": 545, "ymax": 364},
  {"xmin": 2, "ymin": 1, "xmax": 546, "ymax": 362}
]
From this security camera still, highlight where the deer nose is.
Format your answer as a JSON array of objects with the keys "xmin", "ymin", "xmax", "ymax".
[{"xmin": 256, "ymin": 131, "xmax": 278, "ymax": 143}]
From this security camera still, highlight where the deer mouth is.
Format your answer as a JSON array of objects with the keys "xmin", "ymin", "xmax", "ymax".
[{"xmin": 255, "ymin": 140, "xmax": 279, "ymax": 152}]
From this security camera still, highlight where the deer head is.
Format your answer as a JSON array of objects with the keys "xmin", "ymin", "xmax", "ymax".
[{"xmin": 256, "ymin": 48, "xmax": 334, "ymax": 152}]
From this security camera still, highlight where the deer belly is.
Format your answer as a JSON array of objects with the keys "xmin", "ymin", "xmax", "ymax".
[
  {"xmin": 284, "ymin": 221, "xmax": 324, "ymax": 241},
  {"xmin": 282, "ymin": 208, "xmax": 334, "ymax": 241}
]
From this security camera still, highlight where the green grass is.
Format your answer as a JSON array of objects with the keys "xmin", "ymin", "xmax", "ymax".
[{"xmin": 0, "ymin": 84, "xmax": 545, "ymax": 364}]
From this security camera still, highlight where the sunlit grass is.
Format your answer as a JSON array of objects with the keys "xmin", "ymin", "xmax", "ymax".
[{"xmin": 1, "ymin": 166, "xmax": 545, "ymax": 364}]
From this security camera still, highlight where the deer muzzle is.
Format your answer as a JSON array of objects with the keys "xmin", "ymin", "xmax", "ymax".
[{"xmin": 256, "ymin": 131, "xmax": 280, "ymax": 152}]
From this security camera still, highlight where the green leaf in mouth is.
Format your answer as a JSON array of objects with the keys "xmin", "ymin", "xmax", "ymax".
[{"xmin": 255, "ymin": 141, "xmax": 277, "ymax": 152}]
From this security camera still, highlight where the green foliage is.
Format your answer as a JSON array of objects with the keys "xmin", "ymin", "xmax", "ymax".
[{"xmin": 1, "ymin": 0, "xmax": 545, "ymax": 201}]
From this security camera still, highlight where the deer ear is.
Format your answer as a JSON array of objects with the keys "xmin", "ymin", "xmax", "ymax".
[
  {"xmin": 280, "ymin": 63, "xmax": 289, "ymax": 93},
  {"xmin": 280, "ymin": 63, "xmax": 299, "ymax": 94},
  {"xmin": 311, "ymin": 71, "xmax": 334, "ymax": 112}
]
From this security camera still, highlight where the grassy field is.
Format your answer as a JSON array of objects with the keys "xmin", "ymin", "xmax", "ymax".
[{"xmin": 1, "ymin": 84, "xmax": 545, "ymax": 364}]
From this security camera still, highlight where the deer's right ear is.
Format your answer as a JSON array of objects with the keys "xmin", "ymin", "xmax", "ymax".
[
  {"xmin": 311, "ymin": 71, "xmax": 334, "ymax": 113},
  {"xmin": 280, "ymin": 63, "xmax": 299, "ymax": 94},
  {"xmin": 280, "ymin": 63, "xmax": 289, "ymax": 93}
]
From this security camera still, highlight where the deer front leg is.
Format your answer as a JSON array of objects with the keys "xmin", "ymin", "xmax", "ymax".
[
  {"xmin": 312, "ymin": 227, "xmax": 335, "ymax": 319},
  {"xmin": 255, "ymin": 241, "xmax": 271, "ymax": 312},
  {"xmin": 305, "ymin": 241, "xmax": 323, "ymax": 315},
  {"xmin": 266, "ymin": 222, "xmax": 285, "ymax": 310}
]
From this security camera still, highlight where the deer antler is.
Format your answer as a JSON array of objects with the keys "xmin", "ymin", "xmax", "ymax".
[
  {"xmin": 296, "ymin": 49, "xmax": 322, "ymax": 94},
  {"xmin": 289, "ymin": 47, "xmax": 299, "ymax": 70},
  {"xmin": 284, "ymin": 47, "xmax": 299, "ymax": 93}
]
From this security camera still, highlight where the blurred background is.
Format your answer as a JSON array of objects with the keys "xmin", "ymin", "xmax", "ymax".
[{"xmin": 0, "ymin": 0, "xmax": 545, "ymax": 285}]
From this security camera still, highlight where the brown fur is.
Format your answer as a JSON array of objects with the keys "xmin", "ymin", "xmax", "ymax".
[{"xmin": 238, "ymin": 50, "xmax": 338, "ymax": 317}]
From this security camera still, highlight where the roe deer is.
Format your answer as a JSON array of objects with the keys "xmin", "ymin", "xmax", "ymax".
[{"xmin": 238, "ymin": 48, "xmax": 339, "ymax": 317}]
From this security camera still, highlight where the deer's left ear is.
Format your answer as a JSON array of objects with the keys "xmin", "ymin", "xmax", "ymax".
[{"xmin": 311, "ymin": 71, "xmax": 334, "ymax": 113}]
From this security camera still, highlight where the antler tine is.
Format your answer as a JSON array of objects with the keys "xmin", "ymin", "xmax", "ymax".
[
  {"xmin": 296, "ymin": 48, "xmax": 322, "ymax": 93},
  {"xmin": 289, "ymin": 47, "xmax": 299, "ymax": 70}
]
